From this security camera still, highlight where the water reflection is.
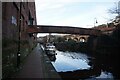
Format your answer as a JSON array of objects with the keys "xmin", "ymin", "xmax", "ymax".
[
  {"xmin": 86, "ymin": 71, "xmax": 114, "ymax": 80},
  {"xmin": 52, "ymin": 50, "xmax": 91, "ymax": 72},
  {"xmin": 96, "ymin": 71, "xmax": 113, "ymax": 78},
  {"xmin": 49, "ymin": 50, "xmax": 114, "ymax": 79},
  {"xmin": 47, "ymin": 54, "xmax": 56, "ymax": 62}
]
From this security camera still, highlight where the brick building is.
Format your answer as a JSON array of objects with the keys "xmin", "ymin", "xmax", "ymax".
[
  {"xmin": 2, "ymin": 2, "xmax": 37, "ymax": 78},
  {"xmin": 93, "ymin": 23, "xmax": 116, "ymax": 35}
]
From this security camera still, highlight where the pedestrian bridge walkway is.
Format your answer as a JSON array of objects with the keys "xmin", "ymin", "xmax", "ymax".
[{"xmin": 11, "ymin": 44, "xmax": 61, "ymax": 79}]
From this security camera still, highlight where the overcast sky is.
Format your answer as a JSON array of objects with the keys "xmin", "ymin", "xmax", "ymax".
[{"xmin": 35, "ymin": 0, "xmax": 119, "ymax": 37}]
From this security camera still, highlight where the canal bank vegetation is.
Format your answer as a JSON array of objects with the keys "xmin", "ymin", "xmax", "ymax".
[
  {"xmin": 88, "ymin": 24, "xmax": 120, "ymax": 79},
  {"xmin": 54, "ymin": 24, "xmax": 120, "ymax": 79},
  {"xmin": 55, "ymin": 41, "xmax": 88, "ymax": 53}
]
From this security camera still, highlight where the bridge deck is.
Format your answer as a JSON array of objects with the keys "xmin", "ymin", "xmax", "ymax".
[{"xmin": 27, "ymin": 25, "xmax": 101, "ymax": 35}]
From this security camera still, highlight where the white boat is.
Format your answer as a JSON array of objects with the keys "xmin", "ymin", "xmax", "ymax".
[{"xmin": 45, "ymin": 43, "xmax": 56, "ymax": 55}]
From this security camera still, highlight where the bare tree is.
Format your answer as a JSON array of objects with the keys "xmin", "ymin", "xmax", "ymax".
[
  {"xmin": 109, "ymin": 1, "xmax": 120, "ymax": 16},
  {"xmin": 108, "ymin": 1, "xmax": 120, "ymax": 25}
]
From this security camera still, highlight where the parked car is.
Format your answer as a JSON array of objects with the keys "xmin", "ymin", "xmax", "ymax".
[{"xmin": 45, "ymin": 43, "xmax": 57, "ymax": 55}]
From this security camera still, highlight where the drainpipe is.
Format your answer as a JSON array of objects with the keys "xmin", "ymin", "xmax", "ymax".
[{"xmin": 17, "ymin": 2, "xmax": 22, "ymax": 68}]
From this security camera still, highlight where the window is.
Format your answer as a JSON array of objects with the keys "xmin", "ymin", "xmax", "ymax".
[{"xmin": 28, "ymin": 11, "xmax": 34, "ymax": 25}]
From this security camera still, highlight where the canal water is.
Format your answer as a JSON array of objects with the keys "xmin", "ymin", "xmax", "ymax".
[{"xmin": 48, "ymin": 50, "xmax": 114, "ymax": 79}]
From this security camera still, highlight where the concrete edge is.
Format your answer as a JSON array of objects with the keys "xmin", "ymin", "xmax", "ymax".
[{"xmin": 39, "ymin": 44, "xmax": 61, "ymax": 79}]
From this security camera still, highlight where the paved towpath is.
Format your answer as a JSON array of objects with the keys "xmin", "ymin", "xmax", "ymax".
[{"xmin": 12, "ymin": 43, "xmax": 61, "ymax": 79}]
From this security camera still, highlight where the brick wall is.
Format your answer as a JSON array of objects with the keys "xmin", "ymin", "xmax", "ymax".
[{"xmin": 2, "ymin": 2, "xmax": 37, "ymax": 78}]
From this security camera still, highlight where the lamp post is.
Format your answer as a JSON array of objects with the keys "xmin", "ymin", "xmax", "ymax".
[
  {"xmin": 94, "ymin": 18, "xmax": 98, "ymax": 27},
  {"xmin": 17, "ymin": 1, "xmax": 22, "ymax": 68}
]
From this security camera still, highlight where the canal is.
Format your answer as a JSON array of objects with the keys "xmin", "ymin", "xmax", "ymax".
[{"xmin": 47, "ymin": 50, "xmax": 114, "ymax": 80}]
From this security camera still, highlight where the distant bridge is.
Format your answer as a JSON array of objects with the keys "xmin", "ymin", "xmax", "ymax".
[{"xmin": 27, "ymin": 25, "xmax": 101, "ymax": 35}]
